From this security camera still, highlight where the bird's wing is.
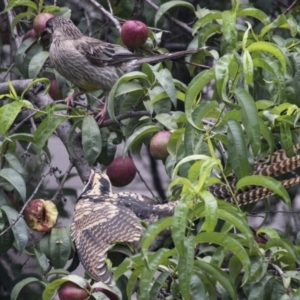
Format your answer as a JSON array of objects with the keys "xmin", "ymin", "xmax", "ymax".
[
  {"xmin": 70, "ymin": 199, "xmax": 142, "ymax": 283},
  {"xmin": 75, "ymin": 37, "xmax": 142, "ymax": 67}
]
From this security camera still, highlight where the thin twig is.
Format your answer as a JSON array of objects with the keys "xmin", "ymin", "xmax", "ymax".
[
  {"xmin": 106, "ymin": 0, "xmax": 114, "ymax": 14},
  {"xmin": 270, "ymin": 263, "xmax": 293, "ymax": 296},
  {"xmin": 3, "ymin": 0, "xmax": 21, "ymax": 48},
  {"xmin": 3, "ymin": 63, "xmax": 15, "ymax": 81},
  {"xmin": 0, "ymin": 170, "xmax": 52, "ymax": 237},
  {"xmin": 284, "ymin": 0, "xmax": 297, "ymax": 15},
  {"xmin": 51, "ymin": 161, "xmax": 75, "ymax": 201},
  {"xmin": 128, "ymin": 152, "xmax": 156, "ymax": 197},
  {"xmin": 88, "ymin": 0, "xmax": 121, "ymax": 32},
  {"xmin": 144, "ymin": 0, "xmax": 193, "ymax": 35}
]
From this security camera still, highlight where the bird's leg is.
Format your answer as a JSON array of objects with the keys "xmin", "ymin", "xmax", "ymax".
[
  {"xmin": 95, "ymin": 94, "xmax": 108, "ymax": 125},
  {"xmin": 65, "ymin": 91, "xmax": 85, "ymax": 107}
]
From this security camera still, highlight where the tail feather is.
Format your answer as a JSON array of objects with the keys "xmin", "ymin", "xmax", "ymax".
[{"xmin": 131, "ymin": 47, "xmax": 206, "ymax": 67}]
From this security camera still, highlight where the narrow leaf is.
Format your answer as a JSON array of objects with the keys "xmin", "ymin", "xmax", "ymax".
[{"xmin": 82, "ymin": 116, "xmax": 102, "ymax": 166}]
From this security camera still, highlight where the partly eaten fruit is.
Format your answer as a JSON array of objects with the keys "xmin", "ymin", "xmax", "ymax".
[{"xmin": 24, "ymin": 199, "xmax": 58, "ymax": 232}]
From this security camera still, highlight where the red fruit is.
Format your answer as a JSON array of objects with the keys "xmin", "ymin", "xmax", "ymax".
[
  {"xmin": 121, "ymin": 20, "xmax": 148, "ymax": 48},
  {"xmin": 24, "ymin": 199, "xmax": 58, "ymax": 232},
  {"xmin": 58, "ymin": 282, "xmax": 89, "ymax": 300},
  {"xmin": 49, "ymin": 77, "xmax": 63, "ymax": 100},
  {"xmin": 93, "ymin": 287, "xmax": 118, "ymax": 300},
  {"xmin": 33, "ymin": 13, "xmax": 54, "ymax": 35},
  {"xmin": 106, "ymin": 156, "xmax": 136, "ymax": 187},
  {"xmin": 22, "ymin": 29, "xmax": 37, "ymax": 41},
  {"xmin": 149, "ymin": 131, "xmax": 171, "ymax": 160}
]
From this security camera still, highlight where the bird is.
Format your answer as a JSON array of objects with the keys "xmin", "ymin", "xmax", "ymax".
[
  {"xmin": 43, "ymin": 16, "xmax": 203, "ymax": 123},
  {"xmin": 70, "ymin": 167, "xmax": 176, "ymax": 284}
]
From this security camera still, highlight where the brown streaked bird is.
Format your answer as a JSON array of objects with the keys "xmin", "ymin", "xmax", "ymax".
[
  {"xmin": 70, "ymin": 168, "xmax": 176, "ymax": 284},
  {"xmin": 43, "ymin": 16, "xmax": 203, "ymax": 123}
]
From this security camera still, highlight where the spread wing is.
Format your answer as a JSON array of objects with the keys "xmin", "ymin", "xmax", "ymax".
[
  {"xmin": 70, "ymin": 198, "xmax": 142, "ymax": 283},
  {"xmin": 75, "ymin": 37, "xmax": 142, "ymax": 67}
]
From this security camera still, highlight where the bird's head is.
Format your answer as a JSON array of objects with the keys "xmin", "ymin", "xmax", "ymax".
[
  {"xmin": 82, "ymin": 166, "xmax": 113, "ymax": 197},
  {"xmin": 42, "ymin": 16, "xmax": 83, "ymax": 40}
]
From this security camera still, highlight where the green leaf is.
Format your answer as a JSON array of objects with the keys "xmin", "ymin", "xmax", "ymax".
[
  {"xmin": 185, "ymin": 68, "xmax": 215, "ymax": 130},
  {"xmin": 2, "ymin": 0, "xmax": 37, "ymax": 13},
  {"xmin": 178, "ymin": 236, "xmax": 195, "ymax": 300},
  {"xmin": 123, "ymin": 125, "xmax": 160, "ymax": 155},
  {"xmin": 49, "ymin": 227, "xmax": 72, "ymax": 269},
  {"xmin": 280, "ymin": 122, "xmax": 294, "ymax": 158},
  {"xmin": 194, "ymin": 260, "xmax": 237, "ymax": 300},
  {"xmin": 4, "ymin": 153, "xmax": 24, "ymax": 175},
  {"xmin": 34, "ymin": 248, "xmax": 49, "ymax": 274},
  {"xmin": 154, "ymin": 1, "xmax": 195, "ymax": 26},
  {"xmin": 139, "ymin": 249, "xmax": 171, "ymax": 300},
  {"xmin": 0, "ymin": 224, "xmax": 14, "ymax": 253},
  {"xmin": 108, "ymin": 71, "xmax": 148, "ymax": 122},
  {"xmin": 82, "ymin": 116, "xmax": 102, "ymax": 166},
  {"xmin": 221, "ymin": 10, "xmax": 236, "ymax": 48},
  {"xmin": 28, "ymin": 51, "xmax": 50, "ymax": 78},
  {"xmin": 235, "ymin": 88, "xmax": 260, "ymax": 155},
  {"xmin": 243, "ymin": 50, "xmax": 254, "ymax": 84},
  {"xmin": 227, "ymin": 119, "xmax": 251, "ymax": 179},
  {"xmin": 247, "ymin": 42, "xmax": 286, "ymax": 74},
  {"xmin": 172, "ymin": 202, "xmax": 188, "ymax": 256},
  {"xmin": 0, "ymin": 101, "xmax": 23, "ymax": 135},
  {"xmin": 11, "ymin": 277, "xmax": 45, "ymax": 300},
  {"xmin": 0, "ymin": 168, "xmax": 26, "ymax": 201},
  {"xmin": 141, "ymin": 217, "xmax": 173, "ymax": 252},
  {"xmin": 200, "ymin": 190, "xmax": 218, "ymax": 233},
  {"xmin": 149, "ymin": 271, "xmax": 170, "ymax": 299},
  {"xmin": 195, "ymin": 232, "xmax": 251, "ymax": 284},
  {"xmin": 153, "ymin": 69, "xmax": 176, "ymax": 106},
  {"xmin": 172, "ymin": 154, "xmax": 213, "ymax": 179},
  {"xmin": 1, "ymin": 205, "xmax": 28, "ymax": 252},
  {"xmin": 237, "ymin": 8, "xmax": 269, "ymax": 24},
  {"xmin": 235, "ymin": 175, "xmax": 291, "ymax": 208},
  {"xmin": 265, "ymin": 238, "xmax": 300, "ymax": 264},
  {"xmin": 34, "ymin": 116, "xmax": 65, "ymax": 155}
]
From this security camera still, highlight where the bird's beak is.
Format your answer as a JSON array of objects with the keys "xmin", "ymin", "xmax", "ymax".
[{"xmin": 41, "ymin": 27, "xmax": 52, "ymax": 39}]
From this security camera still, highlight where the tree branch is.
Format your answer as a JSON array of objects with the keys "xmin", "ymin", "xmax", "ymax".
[{"xmin": 0, "ymin": 79, "xmax": 91, "ymax": 183}]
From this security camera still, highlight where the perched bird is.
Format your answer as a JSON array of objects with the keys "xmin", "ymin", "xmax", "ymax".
[
  {"xmin": 43, "ymin": 16, "xmax": 203, "ymax": 123},
  {"xmin": 70, "ymin": 168, "xmax": 176, "ymax": 284}
]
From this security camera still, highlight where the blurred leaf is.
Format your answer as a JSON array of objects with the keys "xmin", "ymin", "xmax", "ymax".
[
  {"xmin": 172, "ymin": 202, "xmax": 188, "ymax": 256},
  {"xmin": 49, "ymin": 227, "xmax": 72, "ymax": 269},
  {"xmin": 82, "ymin": 116, "xmax": 102, "ymax": 166},
  {"xmin": 28, "ymin": 51, "xmax": 50, "ymax": 78},
  {"xmin": 1, "ymin": 205, "xmax": 28, "ymax": 252},
  {"xmin": 236, "ymin": 175, "xmax": 290, "ymax": 208},
  {"xmin": 0, "ymin": 101, "xmax": 23, "ymax": 135},
  {"xmin": 227, "ymin": 119, "xmax": 251, "ymax": 179},
  {"xmin": 0, "ymin": 168, "xmax": 26, "ymax": 201},
  {"xmin": 154, "ymin": 69, "xmax": 176, "ymax": 106},
  {"xmin": 155, "ymin": 1, "xmax": 195, "ymax": 26},
  {"xmin": 11, "ymin": 277, "xmax": 45, "ymax": 300},
  {"xmin": 178, "ymin": 236, "xmax": 195, "ymax": 300}
]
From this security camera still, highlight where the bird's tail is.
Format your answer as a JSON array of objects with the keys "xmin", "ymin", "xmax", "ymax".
[{"xmin": 131, "ymin": 47, "xmax": 206, "ymax": 67}]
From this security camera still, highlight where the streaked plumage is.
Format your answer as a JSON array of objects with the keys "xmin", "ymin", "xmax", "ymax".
[
  {"xmin": 70, "ymin": 169, "xmax": 176, "ymax": 283},
  {"xmin": 44, "ymin": 16, "xmax": 202, "ymax": 122}
]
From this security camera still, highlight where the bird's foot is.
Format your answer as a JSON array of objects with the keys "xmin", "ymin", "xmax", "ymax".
[
  {"xmin": 95, "ymin": 101, "xmax": 108, "ymax": 125},
  {"xmin": 65, "ymin": 91, "xmax": 85, "ymax": 107},
  {"xmin": 95, "ymin": 110, "xmax": 107, "ymax": 125}
]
